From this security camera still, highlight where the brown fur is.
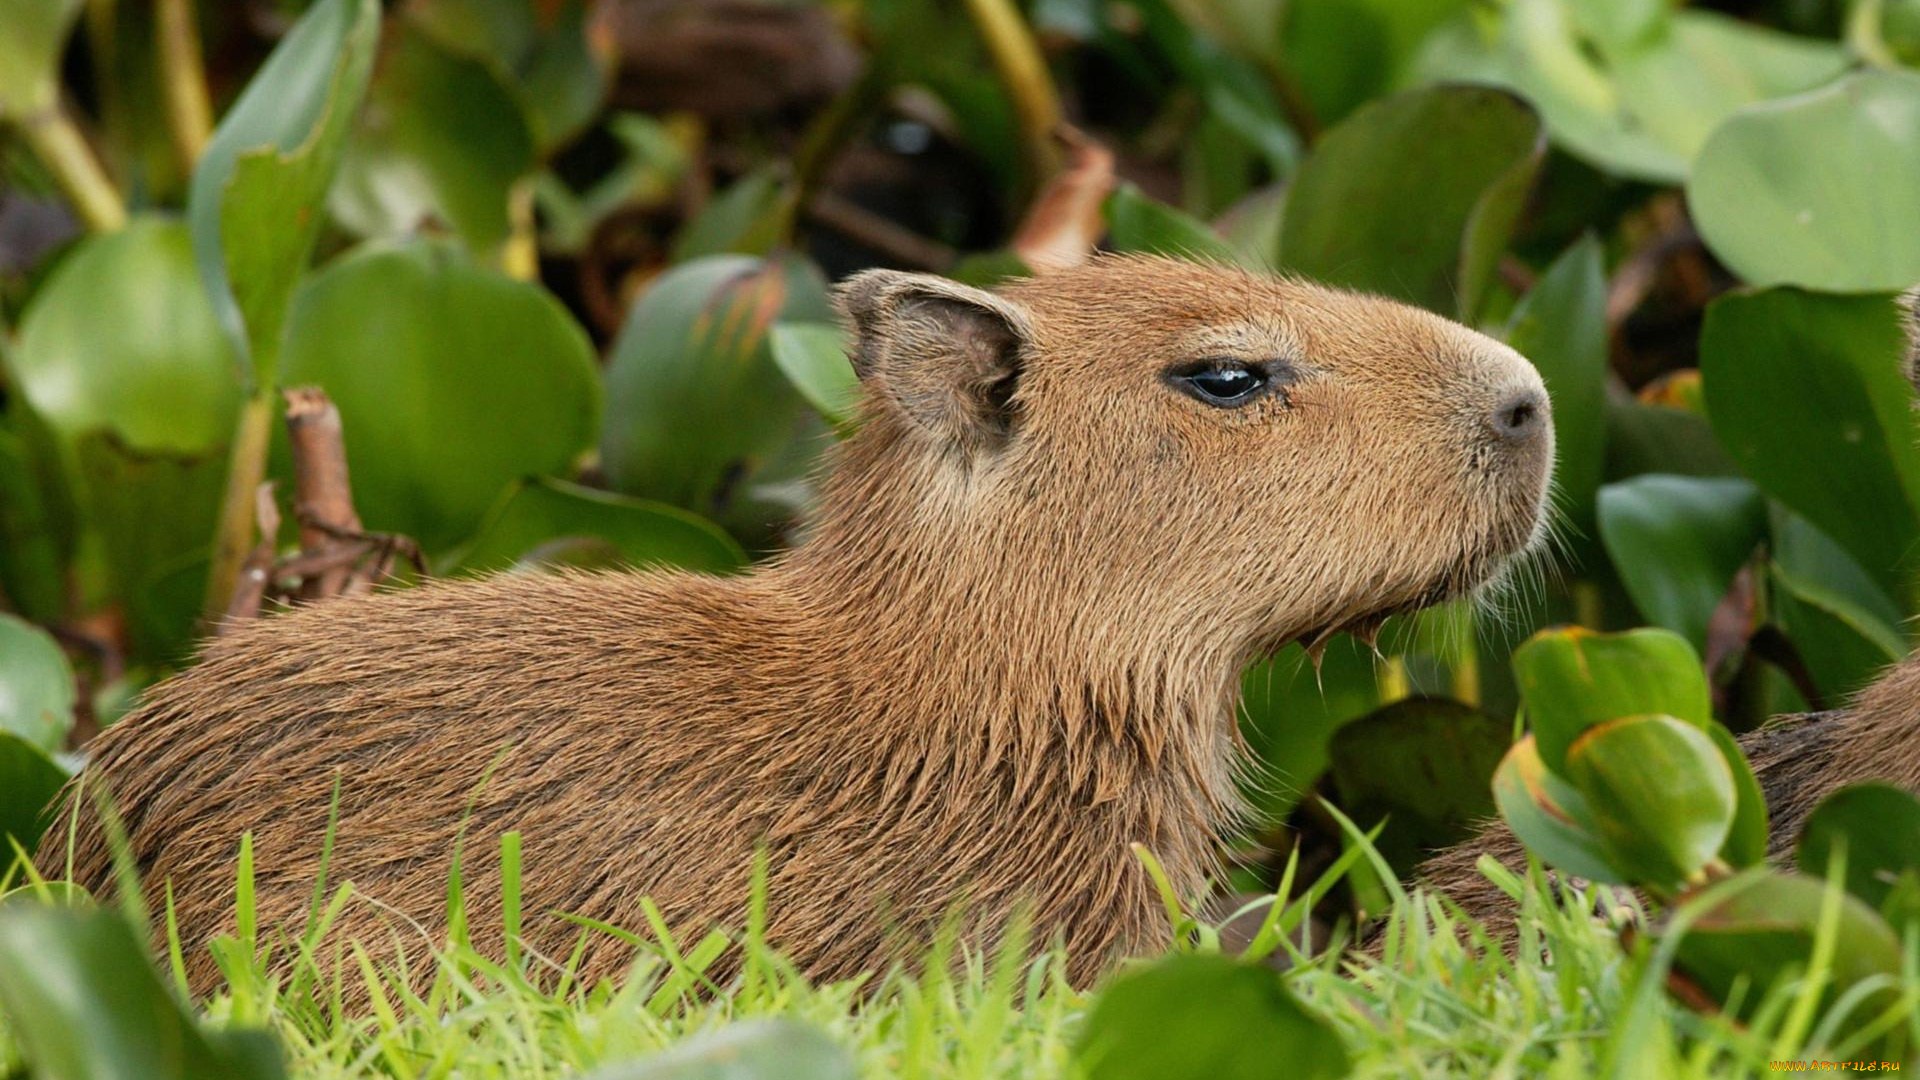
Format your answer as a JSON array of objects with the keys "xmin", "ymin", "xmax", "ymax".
[
  {"xmin": 47, "ymin": 255, "xmax": 1553, "ymax": 996},
  {"xmin": 1416, "ymin": 286, "xmax": 1920, "ymax": 937}
]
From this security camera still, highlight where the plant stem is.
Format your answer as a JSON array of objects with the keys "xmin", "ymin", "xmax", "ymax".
[
  {"xmin": 204, "ymin": 391, "xmax": 277, "ymax": 620},
  {"xmin": 502, "ymin": 181, "xmax": 539, "ymax": 281},
  {"xmin": 18, "ymin": 107, "xmax": 127, "ymax": 232},
  {"xmin": 960, "ymin": 0, "xmax": 1064, "ymax": 183},
  {"xmin": 155, "ymin": 0, "xmax": 214, "ymax": 170}
]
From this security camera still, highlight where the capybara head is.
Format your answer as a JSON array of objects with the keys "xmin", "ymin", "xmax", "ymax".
[{"xmin": 825, "ymin": 254, "xmax": 1555, "ymax": 668}]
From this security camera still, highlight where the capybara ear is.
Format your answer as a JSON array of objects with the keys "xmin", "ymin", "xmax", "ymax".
[
  {"xmin": 833, "ymin": 270, "xmax": 1037, "ymax": 452},
  {"xmin": 1900, "ymin": 285, "xmax": 1919, "ymax": 396}
]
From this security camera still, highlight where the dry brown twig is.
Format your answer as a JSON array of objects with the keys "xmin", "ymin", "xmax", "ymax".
[
  {"xmin": 1012, "ymin": 125, "xmax": 1115, "ymax": 274},
  {"xmin": 215, "ymin": 388, "xmax": 420, "ymax": 633}
]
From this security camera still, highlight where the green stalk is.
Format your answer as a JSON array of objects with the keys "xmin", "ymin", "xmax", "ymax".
[
  {"xmin": 17, "ymin": 107, "xmax": 127, "ymax": 232},
  {"xmin": 960, "ymin": 0, "xmax": 1063, "ymax": 182},
  {"xmin": 155, "ymin": 0, "xmax": 213, "ymax": 170},
  {"xmin": 203, "ymin": 390, "xmax": 276, "ymax": 619}
]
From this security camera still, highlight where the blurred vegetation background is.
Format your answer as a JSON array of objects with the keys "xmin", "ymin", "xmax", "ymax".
[{"xmin": 2, "ymin": 0, "xmax": 1919, "ymax": 931}]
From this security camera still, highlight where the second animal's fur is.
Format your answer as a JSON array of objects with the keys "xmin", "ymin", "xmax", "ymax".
[{"xmin": 48, "ymin": 256, "xmax": 1555, "ymax": 995}]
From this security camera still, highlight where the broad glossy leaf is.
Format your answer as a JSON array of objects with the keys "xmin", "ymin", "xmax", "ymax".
[
  {"xmin": 672, "ymin": 168, "xmax": 794, "ymax": 262},
  {"xmin": 0, "ymin": 426, "xmax": 68, "ymax": 622},
  {"xmin": 74, "ymin": 435, "xmax": 225, "ymax": 663},
  {"xmin": 1427, "ymin": 1, "xmax": 1845, "ymax": 183},
  {"xmin": 1104, "ymin": 183, "xmax": 1238, "ymax": 264},
  {"xmin": 1278, "ymin": 85, "xmax": 1543, "ymax": 318},
  {"xmin": 769, "ymin": 322, "xmax": 861, "ymax": 428},
  {"xmin": 188, "ymin": 0, "xmax": 380, "ymax": 381},
  {"xmin": 1797, "ymin": 783, "xmax": 1920, "ymax": 913},
  {"xmin": 8, "ymin": 219, "xmax": 242, "ymax": 455},
  {"xmin": 600, "ymin": 254, "xmax": 831, "ymax": 514},
  {"xmin": 1239, "ymin": 639, "xmax": 1380, "ymax": 825},
  {"xmin": 1690, "ymin": 70, "xmax": 1920, "ymax": 292},
  {"xmin": 1327, "ymin": 697, "xmax": 1508, "ymax": 871},
  {"xmin": 280, "ymin": 241, "xmax": 601, "ymax": 552},
  {"xmin": 1563, "ymin": 715, "xmax": 1734, "ymax": 888},
  {"xmin": 1610, "ymin": 13, "xmax": 1844, "ymax": 173},
  {"xmin": 1596, "ymin": 476, "xmax": 1766, "ymax": 653},
  {"xmin": 0, "ymin": 732, "xmax": 67, "ymax": 857},
  {"xmin": 1506, "ymin": 235, "xmax": 1607, "ymax": 533},
  {"xmin": 582, "ymin": 1019, "xmax": 854, "ymax": 1080},
  {"xmin": 1076, "ymin": 953, "xmax": 1349, "ymax": 1080},
  {"xmin": 0, "ymin": 0, "xmax": 82, "ymax": 119},
  {"xmin": 1701, "ymin": 289, "xmax": 1920, "ymax": 598},
  {"xmin": 1769, "ymin": 510, "xmax": 1906, "ymax": 700},
  {"xmin": 331, "ymin": 24, "xmax": 536, "ymax": 259},
  {"xmin": 1512, "ymin": 626, "xmax": 1711, "ymax": 774},
  {"xmin": 1603, "ymin": 399, "xmax": 1738, "ymax": 481},
  {"xmin": 1772, "ymin": 565, "xmax": 1906, "ymax": 703},
  {"xmin": 1491, "ymin": 734, "xmax": 1623, "ymax": 884},
  {"xmin": 410, "ymin": 0, "xmax": 612, "ymax": 151},
  {"xmin": 0, "ymin": 614, "xmax": 74, "ymax": 752},
  {"xmin": 1672, "ymin": 871, "xmax": 1902, "ymax": 1020},
  {"xmin": 0, "ymin": 903, "xmax": 286, "ymax": 1079},
  {"xmin": 1276, "ymin": 0, "xmax": 1471, "ymax": 125},
  {"xmin": 445, "ymin": 478, "xmax": 745, "ymax": 578},
  {"xmin": 1705, "ymin": 720, "xmax": 1768, "ymax": 870}
]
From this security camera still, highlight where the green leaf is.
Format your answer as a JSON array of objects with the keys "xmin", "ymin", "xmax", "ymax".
[
  {"xmin": 8, "ymin": 219, "xmax": 243, "ymax": 455},
  {"xmin": 1771, "ymin": 562, "xmax": 1906, "ymax": 703},
  {"xmin": 0, "ymin": 425, "xmax": 70, "ymax": 622},
  {"xmin": 0, "ymin": 903, "xmax": 286, "ymax": 1080},
  {"xmin": 1608, "ymin": 12, "xmax": 1845, "ymax": 174},
  {"xmin": 73, "ymin": 436, "xmax": 224, "ymax": 664},
  {"xmin": 0, "ymin": 0, "xmax": 83, "ymax": 119},
  {"xmin": 1239, "ymin": 640, "xmax": 1381, "ymax": 825},
  {"xmin": 1603, "ymin": 398, "xmax": 1738, "ymax": 481},
  {"xmin": 0, "ymin": 732, "xmax": 67, "ymax": 855},
  {"xmin": 769, "ymin": 323, "xmax": 862, "ymax": 428},
  {"xmin": 1671, "ymin": 871, "xmax": 1903, "ymax": 1020},
  {"xmin": 1505, "ymin": 234, "xmax": 1607, "ymax": 534},
  {"xmin": 580, "ymin": 1019, "xmax": 854, "ymax": 1080},
  {"xmin": 444, "ymin": 478, "xmax": 745, "ymax": 578},
  {"xmin": 1104, "ymin": 183, "xmax": 1239, "ymax": 264},
  {"xmin": 1769, "ymin": 508, "xmax": 1907, "ymax": 700},
  {"xmin": 1278, "ymin": 85, "xmax": 1543, "ymax": 319},
  {"xmin": 1491, "ymin": 734, "xmax": 1624, "ymax": 885},
  {"xmin": 1512, "ymin": 626, "xmax": 1712, "ymax": 775},
  {"xmin": 672, "ymin": 168, "xmax": 795, "ymax": 262},
  {"xmin": 1076, "ymin": 953, "xmax": 1350, "ymax": 1080},
  {"xmin": 188, "ymin": 0, "xmax": 380, "ymax": 383},
  {"xmin": 1700, "ymin": 289, "xmax": 1920, "ymax": 599},
  {"xmin": 409, "ymin": 0, "xmax": 612, "ymax": 151},
  {"xmin": 1706, "ymin": 721, "xmax": 1768, "ymax": 870},
  {"xmin": 0, "ymin": 614, "xmax": 74, "ymax": 752},
  {"xmin": 1275, "ymin": 0, "xmax": 1473, "ymax": 126},
  {"xmin": 1689, "ymin": 70, "xmax": 1920, "ymax": 293},
  {"xmin": 1562, "ymin": 714, "xmax": 1735, "ymax": 888},
  {"xmin": 1796, "ymin": 783, "xmax": 1920, "ymax": 914},
  {"xmin": 1427, "ymin": 1, "xmax": 1846, "ymax": 183},
  {"xmin": 330, "ymin": 23, "xmax": 537, "ymax": 259},
  {"xmin": 1596, "ymin": 476, "xmax": 1767, "ymax": 653},
  {"xmin": 600, "ymin": 254, "xmax": 830, "ymax": 515},
  {"xmin": 1327, "ymin": 697, "xmax": 1508, "ymax": 871},
  {"xmin": 279, "ymin": 240, "xmax": 601, "ymax": 553}
]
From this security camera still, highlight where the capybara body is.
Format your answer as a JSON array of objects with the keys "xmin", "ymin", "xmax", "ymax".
[{"xmin": 51, "ymin": 256, "xmax": 1556, "ymax": 994}]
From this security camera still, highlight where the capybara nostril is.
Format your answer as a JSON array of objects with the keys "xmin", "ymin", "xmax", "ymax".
[{"xmin": 1489, "ymin": 387, "xmax": 1548, "ymax": 443}]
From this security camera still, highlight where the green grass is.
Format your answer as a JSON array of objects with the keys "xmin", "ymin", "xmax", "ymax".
[{"xmin": 2, "ymin": 829, "xmax": 1915, "ymax": 1079}]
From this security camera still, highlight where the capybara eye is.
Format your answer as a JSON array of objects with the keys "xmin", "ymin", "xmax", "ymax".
[{"xmin": 1175, "ymin": 364, "xmax": 1267, "ymax": 407}]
